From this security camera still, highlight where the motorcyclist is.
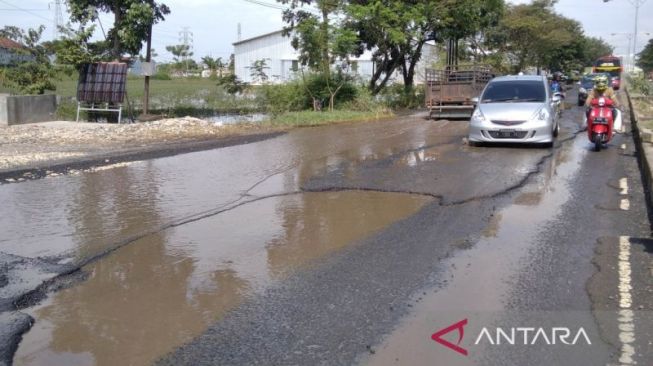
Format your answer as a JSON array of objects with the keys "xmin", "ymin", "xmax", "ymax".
[
  {"xmin": 585, "ymin": 74, "xmax": 620, "ymax": 131},
  {"xmin": 550, "ymin": 72, "xmax": 563, "ymax": 95}
]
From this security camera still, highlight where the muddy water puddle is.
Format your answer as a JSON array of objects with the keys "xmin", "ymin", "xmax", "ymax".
[
  {"xmin": 361, "ymin": 136, "xmax": 587, "ymax": 365},
  {"xmin": 0, "ymin": 116, "xmax": 456, "ymax": 265},
  {"xmin": 14, "ymin": 191, "xmax": 431, "ymax": 366}
]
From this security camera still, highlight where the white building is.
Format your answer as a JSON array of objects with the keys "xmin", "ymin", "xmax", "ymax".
[
  {"xmin": 233, "ymin": 30, "xmax": 437, "ymax": 85},
  {"xmin": 233, "ymin": 30, "xmax": 376, "ymax": 84}
]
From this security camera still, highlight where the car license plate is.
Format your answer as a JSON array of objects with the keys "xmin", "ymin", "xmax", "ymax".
[{"xmin": 499, "ymin": 129, "xmax": 516, "ymax": 137}]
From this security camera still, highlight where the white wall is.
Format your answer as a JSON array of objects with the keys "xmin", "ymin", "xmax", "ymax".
[
  {"xmin": 234, "ymin": 32, "xmax": 297, "ymax": 84},
  {"xmin": 234, "ymin": 31, "xmax": 377, "ymax": 84}
]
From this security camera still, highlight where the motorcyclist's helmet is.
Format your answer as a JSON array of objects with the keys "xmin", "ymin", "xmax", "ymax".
[{"xmin": 594, "ymin": 74, "xmax": 609, "ymax": 92}]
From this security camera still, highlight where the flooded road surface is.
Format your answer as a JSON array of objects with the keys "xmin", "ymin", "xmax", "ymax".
[
  {"xmin": 361, "ymin": 135, "xmax": 605, "ymax": 366},
  {"xmin": 0, "ymin": 116, "xmax": 453, "ymax": 262},
  {"xmin": 4, "ymin": 98, "xmax": 652, "ymax": 365},
  {"xmin": 14, "ymin": 191, "xmax": 430, "ymax": 366}
]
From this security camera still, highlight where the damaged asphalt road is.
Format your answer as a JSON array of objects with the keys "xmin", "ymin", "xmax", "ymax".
[{"xmin": 3, "ymin": 91, "xmax": 653, "ymax": 365}]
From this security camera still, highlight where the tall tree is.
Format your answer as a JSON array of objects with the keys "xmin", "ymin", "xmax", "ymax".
[
  {"xmin": 202, "ymin": 56, "xmax": 224, "ymax": 77},
  {"xmin": 582, "ymin": 36, "xmax": 614, "ymax": 66},
  {"xmin": 166, "ymin": 44, "xmax": 193, "ymax": 72},
  {"xmin": 278, "ymin": 0, "xmax": 358, "ymax": 110},
  {"xmin": 346, "ymin": 0, "xmax": 503, "ymax": 93},
  {"xmin": 66, "ymin": 0, "xmax": 170, "ymax": 60},
  {"xmin": 485, "ymin": 0, "xmax": 581, "ymax": 74},
  {"xmin": 637, "ymin": 38, "xmax": 653, "ymax": 73},
  {"xmin": 54, "ymin": 21, "xmax": 109, "ymax": 70}
]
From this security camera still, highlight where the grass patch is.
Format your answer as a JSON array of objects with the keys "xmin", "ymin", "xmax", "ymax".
[
  {"xmin": 632, "ymin": 97, "xmax": 653, "ymax": 130},
  {"xmin": 265, "ymin": 109, "xmax": 393, "ymax": 127},
  {"xmin": 53, "ymin": 75, "xmax": 261, "ymax": 116}
]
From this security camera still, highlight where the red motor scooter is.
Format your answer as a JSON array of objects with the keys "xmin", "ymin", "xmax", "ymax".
[{"xmin": 587, "ymin": 97, "xmax": 614, "ymax": 151}]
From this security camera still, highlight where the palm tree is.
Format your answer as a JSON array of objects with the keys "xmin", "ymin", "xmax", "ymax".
[{"xmin": 202, "ymin": 56, "xmax": 225, "ymax": 77}]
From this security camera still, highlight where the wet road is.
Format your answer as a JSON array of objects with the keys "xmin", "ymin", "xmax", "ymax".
[{"xmin": 2, "ymin": 89, "xmax": 653, "ymax": 365}]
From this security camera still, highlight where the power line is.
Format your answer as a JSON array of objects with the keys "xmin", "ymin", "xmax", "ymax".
[
  {"xmin": 241, "ymin": 0, "xmax": 285, "ymax": 10},
  {"xmin": 0, "ymin": 8, "xmax": 49, "ymax": 11},
  {"xmin": 240, "ymin": 0, "xmax": 320, "ymax": 14},
  {"xmin": 0, "ymin": 0, "xmax": 52, "ymax": 22}
]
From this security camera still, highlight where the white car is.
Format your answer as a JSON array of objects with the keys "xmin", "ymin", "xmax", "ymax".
[{"xmin": 468, "ymin": 75, "xmax": 561, "ymax": 147}]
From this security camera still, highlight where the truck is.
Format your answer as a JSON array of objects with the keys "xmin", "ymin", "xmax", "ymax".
[{"xmin": 425, "ymin": 65, "xmax": 494, "ymax": 120}]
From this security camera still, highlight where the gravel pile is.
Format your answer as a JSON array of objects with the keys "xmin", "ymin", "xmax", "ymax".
[{"xmin": 0, "ymin": 117, "xmax": 263, "ymax": 172}]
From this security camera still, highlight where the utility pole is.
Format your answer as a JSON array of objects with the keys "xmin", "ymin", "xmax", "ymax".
[
  {"xmin": 631, "ymin": 0, "xmax": 646, "ymax": 64},
  {"xmin": 143, "ymin": 5, "xmax": 153, "ymax": 116},
  {"xmin": 604, "ymin": 0, "xmax": 648, "ymax": 68}
]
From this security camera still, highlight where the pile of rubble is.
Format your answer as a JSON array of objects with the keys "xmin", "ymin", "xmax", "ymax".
[{"xmin": 0, "ymin": 117, "xmax": 267, "ymax": 171}]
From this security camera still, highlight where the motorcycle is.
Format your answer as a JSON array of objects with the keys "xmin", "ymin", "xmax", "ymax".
[{"xmin": 587, "ymin": 96, "xmax": 615, "ymax": 151}]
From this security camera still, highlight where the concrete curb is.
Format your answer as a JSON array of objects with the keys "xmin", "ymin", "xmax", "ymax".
[{"xmin": 626, "ymin": 88, "xmax": 653, "ymax": 223}]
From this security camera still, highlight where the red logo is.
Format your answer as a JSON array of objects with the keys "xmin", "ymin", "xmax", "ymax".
[{"xmin": 431, "ymin": 319, "xmax": 468, "ymax": 356}]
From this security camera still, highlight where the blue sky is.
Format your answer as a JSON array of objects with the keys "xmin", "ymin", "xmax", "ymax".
[{"xmin": 0, "ymin": 0, "xmax": 651, "ymax": 62}]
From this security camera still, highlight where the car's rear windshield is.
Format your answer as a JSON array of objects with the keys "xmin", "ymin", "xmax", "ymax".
[
  {"xmin": 581, "ymin": 76, "xmax": 595, "ymax": 87},
  {"xmin": 481, "ymin": 80, "xmax": 546, "ymax": 103}
]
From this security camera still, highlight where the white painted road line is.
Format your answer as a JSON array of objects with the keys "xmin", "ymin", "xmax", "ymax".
[
  {"xmin": 619, "ymin": 178, "xmax": 629, "ymax": 196},
  {"xmin": 618, "ymin": 236, "xmax": 636, "ymax": 365},
  {"xmin": 621, "ymin": 144, "xmax": 626, "ymax": 150},
  {"xmin": 620, "ymin": 199, "xmax": 630, "ymax": 211}
]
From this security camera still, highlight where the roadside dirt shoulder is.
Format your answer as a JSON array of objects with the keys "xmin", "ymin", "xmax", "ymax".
[{"xmin": 0, "ymin": 118, "xmax": 285, "ymax": 180}]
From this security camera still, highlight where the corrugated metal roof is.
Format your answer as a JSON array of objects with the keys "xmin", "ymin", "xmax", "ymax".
[
  {"xmin": 0, "ymin": 37, "xmax": 25, "ymax": 50},
  {"xmin": 233, "ymin": 30, "xmax": 285, "ymax": 46}
]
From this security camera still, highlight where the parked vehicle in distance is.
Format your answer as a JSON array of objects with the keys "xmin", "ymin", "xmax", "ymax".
[
  {"xmin": 468, "ymin": 75, "xmax": 560, "ymax": 147},
  {"xmin": 425, "ymin": 65, "xmax": 493, "ymax": 120},
  {"xmin": 578, "ymin": 73, "xmax": 611, "ymax": 106}
]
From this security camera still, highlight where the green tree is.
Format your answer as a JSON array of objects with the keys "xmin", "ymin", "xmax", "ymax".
[
  {"xmin": 54, "ymin": 21, "xmax": 109, "ymax": 71},
  {"xmin": 202, "ymin": 56, "xmax": 224, "ymax": 77},
  {"xmin": 0, "ymin": 25, "xmax": 57, "ymax": 94},
  {"xmin": 278, "ymin": 0, "xmax": 358, "ymax": 110},
  {"xmin": 247, "ymin": 58, "xmax": 270, "ymax": 84},
  {"xmin": 582, "ymin": 36, "xmax": 613, "ymax": 66},
  {"xmin": 636, "ymin": 38, "xmax": 653, "ymax": 73},
  {"xmin": 165, "ymin": 44, "xmax": 193, "ymax": 72},
  {"xmin": 67, "ymin": 0, "xmax": 170, "ymax": 60},
  {"xmin": 346, "ymin": 0, "xmax": 503, "ymax": 94},
  {"xmin": 485, "ymin": 0, "xmax": 582, "ymax": 74}
]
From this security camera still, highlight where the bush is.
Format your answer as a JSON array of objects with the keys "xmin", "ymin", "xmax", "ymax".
[
  {"xmin": 340, "ymin": 86, "xmax": 384, "ymax": 112},
  {"xmin": 628, "ymin": 74, "xmax": 651, "ymax": 96},
  {"xmin": 261, "ymin": 82, "xmax": 305, "ymax": 116},
  {"xmin": 151, "ymin": 72, "xmax": 171, "ymax": 80},
  {"xmin": 55, "ymin": 97, "xmax": 78, "ymax": 120},
  {"xmin": 261, "ymin": 72, "xmax": 362, "ymax": 114},
  {"xmin": 379, "ymin": 84, "xmax": 424, "ymax": 109}
]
